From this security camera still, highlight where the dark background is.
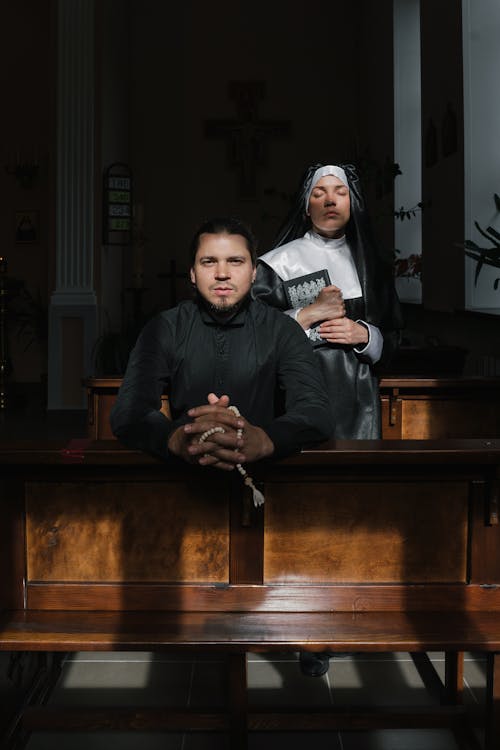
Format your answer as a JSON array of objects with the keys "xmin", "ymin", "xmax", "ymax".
[{"xmin": 1, "ymin": 0, "xmax": 498, "ymax": 399}]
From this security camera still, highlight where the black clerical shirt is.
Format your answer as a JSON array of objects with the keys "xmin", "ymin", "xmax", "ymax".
[{"xmin": 110, "ymin": 297, "xmax": 332, "ymax": 461}]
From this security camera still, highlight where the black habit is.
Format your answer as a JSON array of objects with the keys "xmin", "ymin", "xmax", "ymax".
[{"xmin": 110, "ymin": 297, "xmax": 333, "ymax": 461}]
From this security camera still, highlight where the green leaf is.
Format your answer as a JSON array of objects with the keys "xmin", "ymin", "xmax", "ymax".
[
  {"xmin": 474, "ymin": 220, "xmax": 500, "ymax": 246},
  {"xmin": 474, "ymin": 258, "xmax": 484, "ymax": 286},
  {"xmin": 486, "ymin": 225, "xmax": 500, "ymax": 241}
]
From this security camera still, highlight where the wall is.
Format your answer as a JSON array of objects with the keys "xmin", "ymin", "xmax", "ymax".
[
  {"xmin": 0, "ymin": 0, "xmax": 52, "ymax": 386},
  {"xmin": 401, "ymin": 0, "xmax": 500, "ymax": 372},
  {"xmin": 420, "ymin": 0, "xmax": 464, "ymax": 313},
  {"xmin": 401, "ymin": 303, "xmax": 500, "ymax": 376},
  {"xmin": 2, "ymin": 0, "xmax": 397, "ymax": 388},
  {"xmin": 98, "ymin": 0, "xmax": 131, "ymax": 333},
  {"xmin": 127, "ymin": 0, "xmax": 395, "ymax": 315},
  {"xmin": 11, "ymin": 1, "xmax": 497, "ymax": 390},
  {"xmin": 356, "ymin": 0, "xmax": 395, "ymax": 261},
  {"xmin": 462, "ymin": 0, "xmax": 500, "ymax": 314},
  {"xmin": 393, "ymin": 0, "xmax": 422, "ymax": 305}
]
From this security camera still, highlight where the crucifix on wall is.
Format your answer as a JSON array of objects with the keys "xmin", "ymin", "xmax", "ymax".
[{"xmin": 205, "ymin": 81, "xmax": 291, "ymax": 200}]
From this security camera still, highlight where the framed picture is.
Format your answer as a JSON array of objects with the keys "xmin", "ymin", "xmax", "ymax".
[
  {"xmin": 103, "ymin": 163, "xmax": 133, "ymax": 245},
  {"xmin": 15, "ymin": 210, "xmax": 39, "ymax": 244}
]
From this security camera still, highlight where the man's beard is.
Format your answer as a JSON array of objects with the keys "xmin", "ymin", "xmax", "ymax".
[
  {"xmin": 197, "ymin": 290, "xmax": 251, "ymax": 322},
  {"xmin": 207, "ymin": 298, "xmax": 243, "ymax": 321},
  {"xmin": 208, "ymin": 299, "xmax": 240, "ymax": 315}
]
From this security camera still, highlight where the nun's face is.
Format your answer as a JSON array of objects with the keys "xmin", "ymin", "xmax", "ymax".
[{"xmin": 307, "ymin": 175, "xmax": 350, "ymax": 238}]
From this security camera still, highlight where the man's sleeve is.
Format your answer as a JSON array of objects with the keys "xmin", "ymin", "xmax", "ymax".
[
  {"xmin": 264, "ymin": 315, "xmax": 333, "ymax": 458},
  {"xmin": 109, "ymin": 314, "xmax": 178, "ymax": 461}
]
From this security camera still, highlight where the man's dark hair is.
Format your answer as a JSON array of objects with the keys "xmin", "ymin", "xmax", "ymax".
[{"xmin": 189, "ymin": 217, "xmax": 258, "ymax": 266}]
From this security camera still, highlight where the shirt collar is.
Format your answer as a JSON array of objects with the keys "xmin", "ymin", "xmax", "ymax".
[
  {"xmin": 306, "ymin": 229, "xmax": 347, "ymax": 249},
  {"xmin": 198, "ymin": 295, "xmax": 250, "ymax": 326}
]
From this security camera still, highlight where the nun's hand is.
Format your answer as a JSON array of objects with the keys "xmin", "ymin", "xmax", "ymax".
[
  {"xmin": 318, "ymin": 317, "xmax": 368, "ymax": 346},
  {"xmin": 297, "ymin": 285, "xmax": 345, "ymax": 329}
]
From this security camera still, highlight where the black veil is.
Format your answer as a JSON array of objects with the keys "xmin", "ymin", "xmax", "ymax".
[{"xmin": 267, "ymin": 161, "xmax": 402, "ymax": 332}]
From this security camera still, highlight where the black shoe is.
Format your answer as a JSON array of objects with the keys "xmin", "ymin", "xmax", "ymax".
[{"xmin": 299, "ymin": 651, "xmax": 334, "ymax": 677}]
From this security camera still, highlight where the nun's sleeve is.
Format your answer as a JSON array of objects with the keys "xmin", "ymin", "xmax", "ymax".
[{"xmin": 252, "ymin": 260, "xmax": 289, "ymax": 311}]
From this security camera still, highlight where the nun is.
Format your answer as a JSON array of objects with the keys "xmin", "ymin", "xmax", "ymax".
[
  {"xmin": 253, "ymin": 163, "xmax": 403, "ymax": 441},
  {"xmin": 254, "ymin": 164, "xmax": 403, "ymax": 676},
  {"xmin": 253, "ymin": 164, "xmax": 402, "ymax": 677}
]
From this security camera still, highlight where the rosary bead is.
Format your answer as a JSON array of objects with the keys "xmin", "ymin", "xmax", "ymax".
[{"xmin": 197, "ymin": 404, "xmax": 264, "ymax": 507}]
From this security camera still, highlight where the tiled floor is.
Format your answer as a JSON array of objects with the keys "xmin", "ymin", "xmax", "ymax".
[{"xmin": 10, "ymin": 650, "xmax": 486, "ymax": 749}]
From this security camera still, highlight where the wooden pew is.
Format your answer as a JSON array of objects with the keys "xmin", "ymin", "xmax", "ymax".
[
  {"xmin": 84, "ymin": 375, "xmax": 500, "ymax": 440},
  {"xmin": 1, "ymin": 439, "xmax": 500, "ymax": 748}
]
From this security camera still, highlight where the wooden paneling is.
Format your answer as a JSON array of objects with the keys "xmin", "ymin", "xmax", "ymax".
[
  {"xmin": 229, "ymin": 489, "xmax": 264, "ymax": 584},
  {"xmin": 25, "ymin": 581, "xmax": 500, "ymax": 613},
  {"xmin": 25, "ymin": 481, "xmax": 229, "ymax": 583},
  {"xmin": 86, "ymin": 377, "xmax": 500, "ymax": 441},
  {"xmin": 264, "ymin": 482, "xmax": 468, "ymax": 584},
  {"xmin": 379, "ymin": 393, "xmax": 500, "ymax": 439},
  {"xmin": 86, "ymin": 380, "xmax": 170, "ymax": 441},
  {"xmin": 401, "ymin": 399, "xmax": 500, "ymax": 439},
  {"xmin": 0, "ymin": 478, "xmax": 26, "ymax": 610},
  {"xmin": 470, "ymin": 477, "xmax": 500, "ymax": 584},
  {"xmin": 379, "ymin": 377, "xmax": 500, "ymax": 439}
]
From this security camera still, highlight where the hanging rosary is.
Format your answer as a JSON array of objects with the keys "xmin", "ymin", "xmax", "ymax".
[{"xmin": 198, "ymin": 405, "xmax": 265, "ymax": 507}]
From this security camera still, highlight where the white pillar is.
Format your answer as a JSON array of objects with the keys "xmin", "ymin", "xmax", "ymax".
[
  {"xmin": 393, "ymin": 0, "xmax": 422, "ymax": 304},
  {"xmin": 48, "ymin": 0, "xmax": 98, "ymax": 409}
]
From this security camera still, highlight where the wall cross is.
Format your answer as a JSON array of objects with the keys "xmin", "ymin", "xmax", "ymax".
[{"xmin": 205, "ymin": 81, "xmax": 291, "ymax": 200}]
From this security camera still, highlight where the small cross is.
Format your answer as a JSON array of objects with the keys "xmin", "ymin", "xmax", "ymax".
[{"xmin": 205, "ymin": 81, "xmax": 291, "ymax": 200}]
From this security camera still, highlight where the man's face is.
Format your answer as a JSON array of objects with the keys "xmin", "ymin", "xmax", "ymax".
[
  {"xmin": 308, "ymin": 175, "xmax": 350, "ymax": 238},
  {"xmin": 190, "ymin": 232, "xmax": 256, "ymax": 311}
]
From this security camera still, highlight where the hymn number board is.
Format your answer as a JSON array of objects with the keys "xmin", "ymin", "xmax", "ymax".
[{"xmin": 103, "ymin": 163, "xmax": 133, "ymax": 245}]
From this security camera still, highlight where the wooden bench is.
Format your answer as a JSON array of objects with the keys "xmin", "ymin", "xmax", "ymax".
[
  {"xmin": 84, "ymin": 375, "xmax": 500, "ymax": 440},
  {"xmin": 1, "ymin": 439, "xmax": 500, "ymax": 747}
]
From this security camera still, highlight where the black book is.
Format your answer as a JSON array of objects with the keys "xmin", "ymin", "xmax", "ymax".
[{"xmin": 283, "ymin": 269, "xmax": 331, "ymax": 309}]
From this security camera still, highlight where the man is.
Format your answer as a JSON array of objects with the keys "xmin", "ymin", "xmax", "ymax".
[{"xmin": 110, "ymin": 217, "xmax": 332, "ymax": 471}]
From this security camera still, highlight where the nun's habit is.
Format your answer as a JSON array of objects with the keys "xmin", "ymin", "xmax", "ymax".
[{"xmin": 253, "ymin": 163, "xmax": 403, "ymax": 439}]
